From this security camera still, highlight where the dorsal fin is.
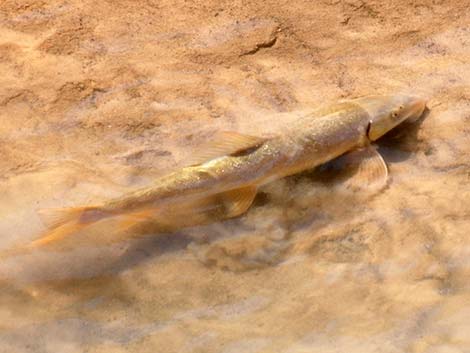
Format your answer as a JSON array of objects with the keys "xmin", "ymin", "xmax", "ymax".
[{"xmin": 188, "ymin": 131, "xmax": 268, "ymax": 166}]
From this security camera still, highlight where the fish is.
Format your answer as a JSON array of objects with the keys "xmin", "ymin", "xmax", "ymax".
[{"xmin": 31, "ymin": 94, "xmax": 426, "ymax": 247}]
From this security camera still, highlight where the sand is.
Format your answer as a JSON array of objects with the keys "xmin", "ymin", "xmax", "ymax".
[{"xmin": 0, "ymin": 0, "xmax": 469, "ymax": 352}]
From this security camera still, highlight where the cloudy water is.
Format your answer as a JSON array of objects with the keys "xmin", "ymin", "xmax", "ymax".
[{"xmin": 1, "ymin": 1, "xmax": 470, "ymax": 352}]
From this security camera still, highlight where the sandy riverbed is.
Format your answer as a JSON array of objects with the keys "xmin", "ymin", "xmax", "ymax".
[{"xmin": 0, "ymin": 0, "xmax": 469, "ymax": 352}]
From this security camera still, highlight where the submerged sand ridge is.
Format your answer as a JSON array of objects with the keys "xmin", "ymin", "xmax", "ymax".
[{"xmin": 1, "ymin": 0, "xmax": 470, "ymax": 352}]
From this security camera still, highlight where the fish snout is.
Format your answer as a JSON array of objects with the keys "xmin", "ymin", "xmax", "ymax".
[{"xmin": 403, "ymin": 96, "xmax": 426, "ymax": 122}]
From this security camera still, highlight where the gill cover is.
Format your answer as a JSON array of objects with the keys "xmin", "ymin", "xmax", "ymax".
[{"xmin": 352, "ymin": 95, "xmax": 426, "ymax": 141}]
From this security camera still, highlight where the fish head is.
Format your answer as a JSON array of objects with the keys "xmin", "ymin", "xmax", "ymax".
[{"xmin": 353, "ymin": 95, "xmax": 426, "ymax": 141}]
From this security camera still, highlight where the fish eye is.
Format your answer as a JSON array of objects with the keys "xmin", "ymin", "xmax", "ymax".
[{"xmin": 391, "ymin": 111, "xmax": 399, "ymax": 119}]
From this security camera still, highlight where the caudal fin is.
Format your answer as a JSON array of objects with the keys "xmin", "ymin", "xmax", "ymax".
[{"xmin": 32, "ymin": 206, "xmax": 103, "ymax": 247}]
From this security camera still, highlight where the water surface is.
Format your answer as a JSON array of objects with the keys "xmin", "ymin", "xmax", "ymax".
[{"xmin": 1, "ymin": 1, "xmax": 470, "ymax": 352}]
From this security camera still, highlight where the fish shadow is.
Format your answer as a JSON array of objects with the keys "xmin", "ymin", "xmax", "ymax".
[
  {"xmin": 106, "ymin": 231, "xmax": 194, "ymax": 273},
  {"xmin": 12, "ymin": 172, "xmax": 375, "ymax": 301}
]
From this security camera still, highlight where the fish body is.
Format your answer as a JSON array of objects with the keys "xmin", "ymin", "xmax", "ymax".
[
  {"xmin": 33, "ymin": 95, "xmax": 426, "ymax": 247},
  {"xmin": 101, "ymin": 102, "xmax": 371, "ymax": 211}
]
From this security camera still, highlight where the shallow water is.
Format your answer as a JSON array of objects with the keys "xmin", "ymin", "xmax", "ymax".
[{"xmin": 1, "ymin": 1, "xmax": 470, "ymax": 352}]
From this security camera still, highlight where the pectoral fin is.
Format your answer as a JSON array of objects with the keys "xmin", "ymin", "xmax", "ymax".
[
  {"xmin": 342, "ymin": 146, "xmax": 388, "ymax": 190},
  {"xmin": 188, "ymin": 131, "xmax": 268, "ymax": 166}
]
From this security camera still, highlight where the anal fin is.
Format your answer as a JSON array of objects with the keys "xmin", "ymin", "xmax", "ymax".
[
  {"xmin": 118, "ymin": 208, "xmax": 160, "ymax": 233},
  {"xmin": 116, "ymin": 185, "xmax": 259, "ymax": 234},
  {"xmin": 152, "ymin": 185, "xmax": 258, "ymax": 222}
]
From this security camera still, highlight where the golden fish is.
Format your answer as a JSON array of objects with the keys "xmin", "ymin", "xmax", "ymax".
[{"xmin": 33, "ymin": 95, "xmax": 426, "ymax": 246}]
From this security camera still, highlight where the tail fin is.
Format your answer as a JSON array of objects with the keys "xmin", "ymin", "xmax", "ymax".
[{"xmin": 32, "ymin": 206, "xmax": 104, "ymax": 247}]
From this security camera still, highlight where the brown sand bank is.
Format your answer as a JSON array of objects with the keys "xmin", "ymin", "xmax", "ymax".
[{"xmin": 0, "ymin": 0, "xmax": 469, "ymax": 352}]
